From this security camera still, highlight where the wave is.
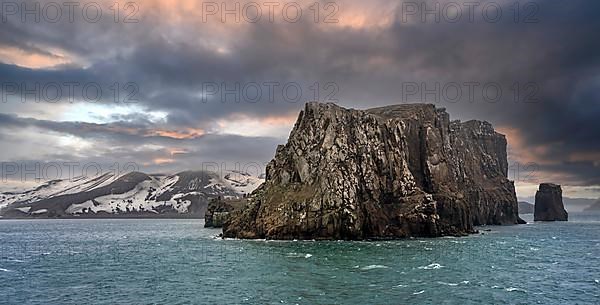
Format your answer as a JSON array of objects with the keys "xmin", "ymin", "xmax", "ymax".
[
  {"xmin": 360, "ymin": 265, "xmax": 389, "ymax": 270},
  {"xmin": 437, "ymin": 281, "xmax": 459, "ymax": 286},
  {"xmin": 285, "ymin": 252, "xmax": 313, "ymax": 258},
  {"xmin": 418, "ymin": 263, "xmax": 444, "ymax": 270},
  {"xmin": 505, "ymin": 287, "xmax": 527, "ymax": 293}
]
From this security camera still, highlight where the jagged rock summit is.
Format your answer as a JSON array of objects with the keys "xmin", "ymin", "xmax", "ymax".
[
  {"xmin": 223, "ymin": 102, "xmax": 522, "ymax": 240},
  {"xmin": 534, "ymin": 183, "xmax": 568, "ymax": 221}
]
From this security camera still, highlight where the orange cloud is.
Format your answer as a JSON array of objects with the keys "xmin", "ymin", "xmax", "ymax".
[
  {"xmin": 145, "ymin": 128, "xmax": 205, "ymax": 139},
  {"xmin": 259, "ymin": 113, "xmax": 299, "ymax": 126},
  {"xmin": 215, "ymin": 112, "xmax": 297, "ymax": 137},
  {"xmin": 142, "ymin": 0, "xmax": 395, "ymax": 30},
  {"xmin": 496, "ymin": 126, "xmax": 554, "ymax": 165},
  {"xmin": 153, "ymin": 158, "xmax": 175, "ymax": 165},
  {"xmin": 568, "ymin": 152, "xmax": 600, "ymax": 165},
  {"xmin": 0, "ymin": 46, "xmax": 74, "ymax": 69},
  {"xmin": 168, "ymin": 148, "xmax": 189, "ymax": 156},
  {"xmin": 75, "ymin": 123, "xmax": 205, "ymax": 140}
]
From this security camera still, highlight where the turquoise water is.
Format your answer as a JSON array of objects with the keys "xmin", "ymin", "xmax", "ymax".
[{"xmin": 1, "ymin": 214, "xmax": 599, "ymax": 304}]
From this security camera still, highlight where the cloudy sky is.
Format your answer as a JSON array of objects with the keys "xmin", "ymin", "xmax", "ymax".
[{"xmin": 0, "ymin": 0, "xmax": 598, "ymax": 199}]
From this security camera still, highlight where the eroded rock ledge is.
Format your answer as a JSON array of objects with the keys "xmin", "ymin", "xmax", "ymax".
[{"xmin": 223, "ymin": 102, "xmax": 522, "ymax": 240}]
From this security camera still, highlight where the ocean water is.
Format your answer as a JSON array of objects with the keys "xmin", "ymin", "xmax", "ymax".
[{"xmin": 0, "ymin": 214, "xmax": 599, "ymax": 305}]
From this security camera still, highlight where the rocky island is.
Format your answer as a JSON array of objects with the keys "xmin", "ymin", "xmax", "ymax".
[
  {"xmin": 534, "ymin": 183, "xmax": 568, "ymax": 221},
  {"xmin": 222, "ymin": 102, "xmax": 524, "ymax": 240}
]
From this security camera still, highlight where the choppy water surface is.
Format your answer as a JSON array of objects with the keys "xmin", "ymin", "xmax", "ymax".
[{"xmin": 1, "ymin": 214, "xmax": 599, "ymax": 304}]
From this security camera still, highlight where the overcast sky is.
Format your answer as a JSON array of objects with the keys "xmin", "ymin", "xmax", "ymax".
[{"xmin": 0, "ymin": 0, "xmax": 598, "ymax": 199}]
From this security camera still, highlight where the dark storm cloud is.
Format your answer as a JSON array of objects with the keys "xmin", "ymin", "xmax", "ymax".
[
  {"xmin": 0, "ymin": 112, "xmax": 279, "ymax": 176},
  {"xmin": 0, "ymin": 0, "xmax": 598, "ymax": 187},
  {"xmin": 0, "ymin": 111, "xmax": 196, "ymax": 144}
]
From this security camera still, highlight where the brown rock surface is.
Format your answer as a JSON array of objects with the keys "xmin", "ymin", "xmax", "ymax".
[
  {"xmin": 223, "ymin": 102, "xmax": 522, "ymax": 239},
  {"xmin": 204, "ymin": 197, "xmax": 248, "ymax": 228}
]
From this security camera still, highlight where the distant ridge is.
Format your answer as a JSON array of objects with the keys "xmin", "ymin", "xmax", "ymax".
[
  {"xmin": 583, "ymin": 199, "xmax": 600, "ymax": 212},
  {"xmin": 518, "ymin": 201, "xmax": 534, "ymax": 214},
  {"xmin": 0, "ymin": 170, "xmax": 263, "ymax": 218}
]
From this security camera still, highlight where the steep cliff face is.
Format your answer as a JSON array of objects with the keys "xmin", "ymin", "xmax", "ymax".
[
  {"xmin": 204, "ymin": 197, "xmax": 249, "ymax": 228},
  {"xmin": 534, "ymin": 183, "xmax": 568, "ymax": 221},
  {"xmin": 223, "ymin": 102, "xmax": 521, "ymax": 239}
]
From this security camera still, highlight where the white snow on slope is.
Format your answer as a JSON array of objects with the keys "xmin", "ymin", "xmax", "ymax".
[
  {"xmin": 1, "ymin": 170, "xmax": 265, "ymax": 215},
  {"xmin": 219, "ymin": 170, "xmax": 264, "ymax": 194},
  {"xmin": 0, "ymin": 172, "xmax": 125, "ymax": 210}
]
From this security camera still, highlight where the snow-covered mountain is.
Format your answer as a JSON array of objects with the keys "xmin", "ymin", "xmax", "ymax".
[{"xmin": 0, "ymin": 170, "xmax": 264, "ymax": 218}]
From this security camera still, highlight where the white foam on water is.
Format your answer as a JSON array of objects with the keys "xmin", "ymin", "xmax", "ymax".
[
  {"xmin": 413, "ymin": 290, "xmax": 425, "ymax": 295},
  {"xmin": 361, "ymin": 265, "xmax": 389, "ymax": 270},
  {"xmin": 437, "ymin": 281, "xmax": 459, "ymax": 286},
  {"xmin": 418, "ymin": 263, "xmax": 444, "ymax": 270},
  {"xmin": 505, "ymin": 287, "xmax": 527, "ymax": 293},
  {"xmin": 0, "ymin": 267, "xmax": 11, "ymax": 272},
  {"xmin": 286, "ymin": 252, "xmax": 313, "ymax": 258}
]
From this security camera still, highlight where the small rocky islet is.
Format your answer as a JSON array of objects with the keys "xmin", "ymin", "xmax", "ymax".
[
  {"xmin": 208, "ymin": 102, "xmax": 531, "ymax": 240},
  {"xmin": 534, "ymin": 183, "xmax": 568, "ymax": 221}
]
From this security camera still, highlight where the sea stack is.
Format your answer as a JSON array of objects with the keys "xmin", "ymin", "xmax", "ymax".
[
  {"xmin": 223, "ymin": 102, "xmax": 522, "ymax": 240},
  {"xmin": 534, "ymin": 183, "xmax": 568, "ymax": 221},
  {"xmin": 204, "ymin": 198, "xmax": 233, "ymax": 228}
]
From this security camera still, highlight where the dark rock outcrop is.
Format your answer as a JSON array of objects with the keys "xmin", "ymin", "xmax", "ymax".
[
  {"xmin": 204, "ymin": 197, "xmax": 251, "ymax": 228},
  {"xmin": 518, "ymin": 201, "xmax": 535, "ymax": 214},
  {"xmin": 534, "ymin": 183, "xmax": 568, "ymax": 221},
  {"xmin": 223, "ymin": 102, "xmax": 522, "ymax": 240},
  {"xmin": 204, "ymin": 198, "xmax": 234, "ymax": 228}
]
